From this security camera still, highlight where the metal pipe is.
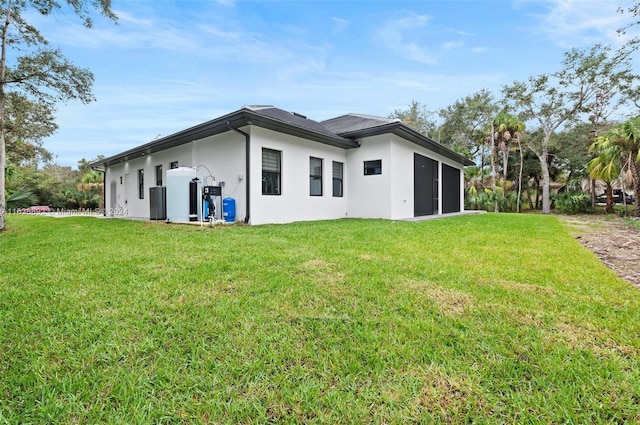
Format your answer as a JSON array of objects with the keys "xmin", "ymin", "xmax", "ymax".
[{"xmin": 227, "ymin": 121, "xmax": 250, "ymax": 223}]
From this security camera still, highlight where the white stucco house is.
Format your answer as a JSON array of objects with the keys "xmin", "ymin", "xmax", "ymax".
[{"xmin": 90, "ymin": 105, "xmax": 474, "ymax": 225}]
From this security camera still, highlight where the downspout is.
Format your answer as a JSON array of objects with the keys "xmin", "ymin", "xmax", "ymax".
[{"xmin": 227, "ymin": 121, "xmax": 251, "ymax": 223}]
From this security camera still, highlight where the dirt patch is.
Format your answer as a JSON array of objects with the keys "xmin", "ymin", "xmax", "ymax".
[{"xmin": 559, "ymin": 215, "xmax": 640, "ymax": 289}]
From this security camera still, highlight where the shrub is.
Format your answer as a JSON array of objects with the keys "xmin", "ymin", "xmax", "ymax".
[{"xmin": 553, "ymin": 191, "xmax": 592, "ymax": 214}]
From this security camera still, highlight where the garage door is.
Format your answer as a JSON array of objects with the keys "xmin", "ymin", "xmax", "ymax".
[
  {"xmin": 442, "ymin": 164, "xmax": 461, "ymax": 214},
  {"xmin": 414, "ymin": 153, "xmax": 438, "ymax": 216}
]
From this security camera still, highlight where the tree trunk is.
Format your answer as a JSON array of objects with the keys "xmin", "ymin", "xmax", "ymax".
[
  {"xmin": 491, "ymin": 125, "xmax": 499, "ymax": 213},
  {"xmin": 0, "ymin": 131, "xmax": 5, "ymax": 231},
  {"xmin": 631, "ymin": 153, "xmax": 640, "ymax": 218},
  {"xmin": 538, "ymin": 149, "xmax": 551, "ymax": 214},
  {"xmin": 605, "ymin": 183, "xmax": 614, "ymax": 214},
  {"xmin": 590, "ymin": 178, "xmax": 596, "ymax": 211},
  {"xmin": 517, "ymin": 139, "xmax": 523, "ymax": 213},
  {"xmin": 0, "ymin": 1, "xmax": 11, "ymax": 231},
  {"xmin": 502, "ymin": 142, "xmax": 509, "ymax": 181}
]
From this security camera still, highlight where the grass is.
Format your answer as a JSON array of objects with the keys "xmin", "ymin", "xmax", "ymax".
[{"xmin": 1, "ymin": 213, "xmax": 639, "ymax": 424}]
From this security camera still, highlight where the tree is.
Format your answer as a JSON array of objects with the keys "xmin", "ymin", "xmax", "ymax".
[
  {"xmin": 77, "ymin": 154, "xmax": 104, "ymax": 174},
  {"xmin": 5, "ymin": 92, "xmax": 56, "ymax": 166},
  {"xmin": 491, "ymin": 111, "xmax": 525, "ymax": 182},
  {"xmin": 591, "ymin": 117, "xmax": 640, "ymax": 216},
  {"xmin": 503, "ymin": 44, "xmax": 632, "ymax": 214},
  {"xmin": 0, "ymin": 0, "xmax": 117, "ymax": 231},
  {"xmin": 482, "ymin": 111, "xmax": 525, "ymax": 212},
  {"xmin": 439, "ymin": 89, "xmax": 497, "ymax": 172},
  {"xmin": 587, "ymin": 142, "xmax": 621, "ymax": 213},
  {"xmin": 618, "ymin": 2, "xmax": 640, "ymax": 51},
  {"xmin": 554, "ymin": 123, "xmax": 597, "ymax": 187},
  {"xmin": 76, "ymin": 168, "xmax": 103, "ymax": 208},
  {"xmin": 389, "ymin": 100, "xmax": 438, "ymax": 139}
]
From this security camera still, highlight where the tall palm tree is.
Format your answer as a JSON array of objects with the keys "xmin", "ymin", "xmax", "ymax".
[
  {"xmin": 590, "ymin": 117, "xmax": 640, "ymax": 216},
  {"xmin": 587, "ymin": 141, "xmax": 621, "ymax": 213},
  {"xmin": 492, "ymin": 112, "xmax": 525, "ymax": 182}
]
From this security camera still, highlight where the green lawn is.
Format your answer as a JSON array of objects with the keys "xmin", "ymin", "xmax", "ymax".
[{"xmin": 1, "ymin": 214, "xmax": 638, "ymax": 424}]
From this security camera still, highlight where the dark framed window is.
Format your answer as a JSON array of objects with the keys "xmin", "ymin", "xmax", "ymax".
[
  {"xmin": 364, "ymin": 159, "xmax": 382, "ymax": 175},
  {"xmin": 155, "ymin": 164, "xmax": 163, "ymax": 186},
  {"xmin": 137, "ymin": 169, "xmax": 144, "ymax": 199},
  {"xmin": 332, "ymin": 161, "xmax": 343, "ymax": 197},
  {"xmin": 170, "ymin": 161, "xmax": 178, "ymax": 169},
  {"xmin": 310, "ymin": 157, "xmax": 323, "ymax": 196},
  {"xmin": 262, "ymin": 148, "xmax": 281, "ymax": 195}
]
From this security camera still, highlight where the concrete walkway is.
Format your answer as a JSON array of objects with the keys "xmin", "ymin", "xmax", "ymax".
[{"xmin": 402, "ymin": 210, "xmax": 485, "ymax": 222}]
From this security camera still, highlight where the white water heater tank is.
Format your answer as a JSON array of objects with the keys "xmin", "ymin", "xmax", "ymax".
[{"xmin": 166, "ymin": 167, "xmax": 196, "ymax": 222}]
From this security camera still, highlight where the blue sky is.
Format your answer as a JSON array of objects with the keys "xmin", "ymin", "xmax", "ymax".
[{"xmin": 31, "ymin": 0, "xmax": 638, "ymax": 167}]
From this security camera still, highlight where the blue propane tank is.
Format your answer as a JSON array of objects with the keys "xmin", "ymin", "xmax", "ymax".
[{"xmin": 222, "ymin": 197, "xmax": 236, "ymax": 222}]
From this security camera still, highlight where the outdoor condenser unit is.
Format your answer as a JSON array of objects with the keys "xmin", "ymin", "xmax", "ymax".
[{"xmin": 149, "ymin": 186, "xmax": 166, "ymax": 220}]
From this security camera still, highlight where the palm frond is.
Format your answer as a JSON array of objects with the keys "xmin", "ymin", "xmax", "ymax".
[{"xmin": 6, "ymin": 187, "xmax": 37, "ymax": 209}]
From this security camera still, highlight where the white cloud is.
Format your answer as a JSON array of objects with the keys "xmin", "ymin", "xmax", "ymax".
[
  {"xmin": 332, "ymin": 16, "xmax": 350, "ymax": 33},
  {"xmin": 442, "ymin": 41, "xmax": 463, "ymax": 51},
  {"xmin": 376, "ymin": 12, "xmax": 439, "ymax": 65},
  {"xmin": 523, "ymin": 0, "xmax": 636, "ymax": 48},
  {"xmin": 199, "ymin": 24, "xmax": 241, "ymax": 41}
]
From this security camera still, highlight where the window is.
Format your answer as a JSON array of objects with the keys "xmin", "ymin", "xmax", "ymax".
[
  {"xmin": 170, "ymin": 161, "xmax": 178, "ymax": 169},
  {"xmin": 138, "ymin": 169, "xmax": 144, "ymax": 199},
  {"xmin": 262, "ymin": 148, "xmax": 281, "ymax": 195},
  {"xmin": 310, "ymin": 157, "xmax": 323, "ymax": 196},
  {"xmin": 332, "ymin": 161, "xmax": 343, "ymax": 197},
  {"xmin": 364, "ymin": 160, "xmax": 382, "ymax": 175},
  {"xmin": 155, "ymin": 164, "xmax": 163, "ymax": 186}
]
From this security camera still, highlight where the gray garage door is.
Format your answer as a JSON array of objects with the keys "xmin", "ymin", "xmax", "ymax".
[
  {"xmin": 414, "ymin": 153, "xmax": 438, "ymax": 216},
  {"xmin": 442, "ymin": 164, "xmax": 461, "ymax": 214}
]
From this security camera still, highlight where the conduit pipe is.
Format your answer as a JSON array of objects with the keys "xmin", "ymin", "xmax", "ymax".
[{"xmin": 227, "ymin": 121, "xmax": 251, "ymax": 224}]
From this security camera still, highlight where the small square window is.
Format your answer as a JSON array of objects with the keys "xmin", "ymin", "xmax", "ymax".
[
  {"xmin": 364, "ymin": 160, "xmax": 382, "ymax": 175},
  {"xmin": 170, "ymin": 161, "xmax": 178, "ymax": 169}
]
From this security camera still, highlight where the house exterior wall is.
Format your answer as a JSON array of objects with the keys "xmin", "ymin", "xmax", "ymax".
[
  {"xmin": 103, "ymin": 124, "xmax": 467, "ymax": 224},
  {"xmin": 249, "ymin": 126, "xmax": 349, "ymax": 225},
  {"xmin": 104, "ymin": 156, "xmax": 149, "ymax": 218},
  {"xmin": 345, "ymin": 135, "xmax": 392, "ymax": 219},
  {"xmin": 104, "ymin": 132, "xmax": 248, "ymax": 221},
  {"xmin": 390, "ymin": 135, "xmax": 465, "ymax": 217},
  {"xmin": 192, "ymin": 132, "xmax": 247, "ymax": 221},
  {"xmin": 344, "ymin": 134, "xmax": 466, "ymax": 220}
]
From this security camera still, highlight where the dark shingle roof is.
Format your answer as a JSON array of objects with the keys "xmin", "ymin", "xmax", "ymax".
[
  {"xmin": 323, "ymin": 113, "xmax": 474, "ymax": 166},
  {"xmin": 322, "ymin": 113, "xmax": 401, "ymax": 134},
  {"xmin": 246, "ymin": 105, "xmax": 344, "ymax": 140},
  {"xmin": 90, "ymin": 106, "xmax": 473, "ymax": 168}
]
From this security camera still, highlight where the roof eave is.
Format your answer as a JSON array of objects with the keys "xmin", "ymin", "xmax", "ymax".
[
  {"xmin": 90, "ymin": 108, "xmax": 358, "ymax": 169},
  {"xmin": 90, "ymin": 109, "xmax": 250, "ymax": 169},
  {"xmin": 339, "ymin": 123, "xmax": 475, "ymax": 167}
]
